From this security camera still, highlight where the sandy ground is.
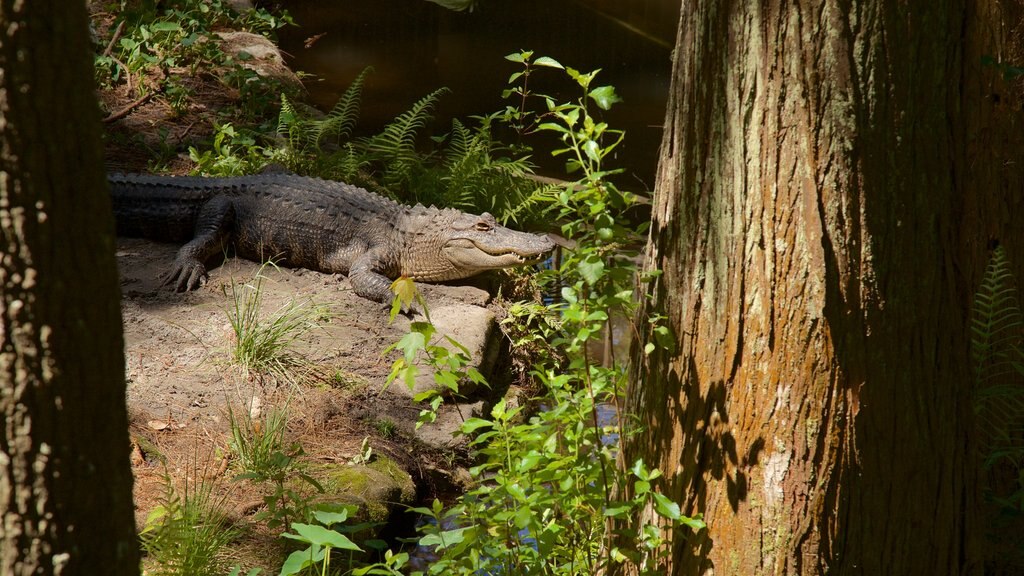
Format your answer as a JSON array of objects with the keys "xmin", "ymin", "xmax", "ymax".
[{"xmin": 118, "ymin": 236, "xmax": 506, "ymax": 570}]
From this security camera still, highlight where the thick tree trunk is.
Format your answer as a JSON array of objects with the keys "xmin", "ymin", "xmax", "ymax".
[
  {"xmin": 625, "ymin": 1, "xmax": 1024, "ymax": 574},
  {"xmin": 0, "ymin": 1, "xmax": 140, "ymax": 574}
]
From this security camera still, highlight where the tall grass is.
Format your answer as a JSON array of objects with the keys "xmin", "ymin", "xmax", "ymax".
[
  {"xmin": 227, "ymin": 265, "xmax": 325, "ymax": 381},
  {"xmin": 140, "ymin": 468, "xmax": 239, "ymax": 576}
]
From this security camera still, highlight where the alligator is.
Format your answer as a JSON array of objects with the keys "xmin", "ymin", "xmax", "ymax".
[{"xmin": 109, "ymin": 173, "xmax": 555, "ymax": 303}]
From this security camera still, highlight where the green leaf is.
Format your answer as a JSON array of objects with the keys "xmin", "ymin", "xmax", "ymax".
[
  {"xmin": 150, "ymin": 21, "xmax": 182, "ymax": 33},
  {"xmin": 284, "ymin": 523, "xmax": 363, "ymax": 551},
  {"xmin": 504, "ymin": 51, "xmax": 530, "ymax": 63},
  {"xmin": 460, "ymin": 417, "xmax": 494, "ymax": 434},
  {"xmin": 395, "ymin": 331, "xmax": 427, "ymax": 362},
  {"xmin": 418, "ymin": 527, "xmax": 469, "ymax": 550},
  {"xmin": 578, "ymin": 258, "xmax": 605, "ymax": 285},
  {"xmin": 389, "ymin": 276, "xmax": 418, "ymax": 315},
  {"xmin": 651, "ymin": 492, "xmax": 681, "ymax": 521},
  {"xmin": 634, "ymin": 480, "xmax": 651, "ymax": 495},
  {"xmin": 534, "ymin": 56, "xmax": 564, "ymax": 69},
  {"xmin": 588, "ymin": 85, "xmax": 623, "ymax": 110},
  {"xmin": 312, "ymin": 509, "xmax": 350, "ymax": 526},
  {"xmin": 680, "ymin": 514, "xmax": 707, "ymax": 531},
  {"xmin": 603, "ymin": 505, "xmax": 632, "ymax": 518},
  {"xmin": 279, "ymin": 546, "xmax": 322, "ymax": 576},
  {"xmin": 537, "ymin": 122, "xmax": 570, "ymax": 134},
  {"xmin": 583, "ymin": 139, "xmax": 601, "ymax": 163}
]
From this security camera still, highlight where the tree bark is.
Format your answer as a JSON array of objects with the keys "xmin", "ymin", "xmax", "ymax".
[
  {"xmin": 0, "ymin": 1, "xmax": 140, "ymax": 574},
  {"xmin": 624, "ymin": 1, "xmax": 1024, "ymax": 574}
]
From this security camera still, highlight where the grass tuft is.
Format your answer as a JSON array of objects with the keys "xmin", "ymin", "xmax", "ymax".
[
  {"xmin": 227, "ymin": 265, "xmax": 325, "ymax": 381},
  {"xmin": 228, "ymin": 401, "xmax": 290, "ymax": 479},
  {"xmin": 140, "ymin": 467, "xmax": 239, "ymax": 576}
]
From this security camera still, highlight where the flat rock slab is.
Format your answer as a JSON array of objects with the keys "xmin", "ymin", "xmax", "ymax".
[{"xmin": 117, "ymin": 237, "xmax": 500, "ymax": 449}]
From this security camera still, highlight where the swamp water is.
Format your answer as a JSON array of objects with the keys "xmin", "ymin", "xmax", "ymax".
[{"xmin": 278, "ymin": 0, "xmax": 675, "ymax": 187}]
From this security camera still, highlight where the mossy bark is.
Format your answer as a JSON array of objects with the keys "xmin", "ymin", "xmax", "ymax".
[
  {"xmin": 624, "ymin": 1, "xmax": 1024, "ymax": 574},
  {"xmin": 0, "ymin": 1, "xmax": 139, "ymax": 574}
]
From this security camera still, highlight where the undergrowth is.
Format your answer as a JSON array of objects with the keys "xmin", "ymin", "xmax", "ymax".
[
  {"xmin": 106, "ymin": 4, "xmax": 699, "ymax": 563},
  {"xmin": 140, "ymin": 467, "xmax": 240, "ymax": 576},
  {"xmin": 972, "ymin": 246, "xmax": 1024, "ymax": 568},
  {"xmin": 381, "ymin": 52, "xmax": 703, "ymax": 576},
  {"xmin": 193, "ymin": 65, "xmax": 556, "ymax": 227},
  {"xmin": 93, "ymin": 0, "xmax": 294, "ymax": 122}
]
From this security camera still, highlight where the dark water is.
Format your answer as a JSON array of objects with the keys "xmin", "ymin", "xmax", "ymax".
[{"xmin": 277, "ymin": 0, "xmax": 675, "ymax": 188}]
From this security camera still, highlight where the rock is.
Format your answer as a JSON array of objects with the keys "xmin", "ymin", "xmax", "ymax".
[
  {"xmin": 224, "ymin": 0, "xmax": 255, "ymax": 12},
  {"xmin": 215, "ymin": 31, "xmax": 303, "ymax": 92},
  {"xmin": 313, "ymin": 456, "xmax": 417, "ymax": 526},
  {"xmin": 414, "ymin": 400, "xmax": 485, "ymax": 450}
]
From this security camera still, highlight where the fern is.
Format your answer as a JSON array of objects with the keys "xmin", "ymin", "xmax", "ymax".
[
  {"xmin": 276, "ymin": 92, "xmax": 302, "ymax": 149},
  {"xmin": 271, "ymin": 81, "xmax": 551, "ymax": 225},
  {"xmin": 972, "ymin": 246, "xmax": 1024, "ymax": 450},
  {"xmin": 971, "ymin": 245, "xmax": 1024, "ymax": 576},
  {"xmin": 362, "ymin": 87, "xmax": 450, "ymax": 191},
  {"xmin": 501, "ymin": 181, "xmax": 561, "ymax": 225},
  {"xmin": 277, "ymin": 67, "xmax": 372, "ymax": 153},
  {"xmin": 310, "ymin": 66, "xmax": 373, "ymax": 148},
  {"xmin": 972, "ymin": 247, "xmax": 1023, "ymax": 380},
  {"xmin": 436, "ymin": 117, "xmax": 544, "ymax": 219}
]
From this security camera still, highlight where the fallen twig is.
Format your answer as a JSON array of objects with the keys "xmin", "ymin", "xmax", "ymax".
[
  {"xmin": 103, "ymin": 92, "xmax": 153, "ymax": 123},
  {"xmin": 102, "ymin": 20, "xmax": 125, "ymax": 58}
]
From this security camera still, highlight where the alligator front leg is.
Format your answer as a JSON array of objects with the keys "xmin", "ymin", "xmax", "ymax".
[
  {"xmin": 166, "ymin": 196, "xmax": 234, "ymax": 291},
  {"xmin": 347, "ymin": 250, "xmax": 395, "ymax": 303}
]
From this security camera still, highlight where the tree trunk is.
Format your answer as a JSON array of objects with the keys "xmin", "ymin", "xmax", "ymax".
[
  {"xmin": 0, "ymin": 1, "xmax": 140, "ymax": 574},
  {"xmin": 624, "ymin": 1, "xmax": 1024, "ymax": 574}
]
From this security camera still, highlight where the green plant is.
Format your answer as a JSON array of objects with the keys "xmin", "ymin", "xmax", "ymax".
[
  {"xmin": 384, "ymin": 278, "xmax": 487, "ymax": 429},
  {"xmin": 971, "ymin": 246, "xmax": 1024, "ymax": 565},
  {"xmin": 360, "ymin": 87, "xmax": 450, "ymax": 193},
  {"xmin": 279, "ymin": 67, "xmax": 372, "ymax": 152},
  {"xmin": 373, "ymin": 418, "xmax": 398, "ymax": 439},
  {"xmin": 228, "ymin": 402, "xmax": 290, "ymax": 478},
  {"xmin": 279, "ymin": 508, "xmax": 363, "ymax": 576},
  {"xmin": 95, "ymin": 0, "xmax": 292, "ymax": 91},
  {"xmin": 273, "ymin": 74, "xmax": 548, "ymax": 223},
  {"xmin": 349, "ymin": 436, "xmax": 375, "ymax": 466},
  {"xmin": 351, "ymin": 549, "xmax": 411, "ymax": 576},
  {"xmin": 228, "ymin": 403, "xmax": 323, "ymax": 531},
  {"xmin": 226, "ymin": 264, "xmax": 325, "ymax": 381},
  {"xmin": 400, "ymin": 53, "xmax": 701, "ymax": 575},
  {"xmin": 140, "ymin": 468, "xmax": 240, "ymax": 576},
  {"xmin": 189, "ymin": 122, "xmax": 270, "ymax": 176}
]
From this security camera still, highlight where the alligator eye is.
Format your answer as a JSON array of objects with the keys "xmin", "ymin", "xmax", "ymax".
[{"xmin": 475, "ymin": 221, "xmax": 492, "ymax": 232}]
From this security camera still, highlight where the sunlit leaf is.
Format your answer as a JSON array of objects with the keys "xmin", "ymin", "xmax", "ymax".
[
  {"xmin": 534, "ymin": 56, "xmax": 564, "ymax": 69},
  {"xmin": 651, "ymin": 492, "xmax": 681, "ymax": 521},
  {"xmin": 588, "ymin": 85, "xmax": 622, "ymax": 110},
  {"xmin": 680, "ymin": 514, "xmax": 707, "ymax": 531},
  {"xmin": 283, "ymin": 523, "xmax": 363, "ymax": 551},
  {"xmin": 418, "ymin": 527, "xmax": 469, "ymax": 550}
]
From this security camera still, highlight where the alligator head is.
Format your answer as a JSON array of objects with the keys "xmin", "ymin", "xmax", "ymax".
[{"xmin": 402, "ymin": 209, "xmax": 555, "ymax": 282}]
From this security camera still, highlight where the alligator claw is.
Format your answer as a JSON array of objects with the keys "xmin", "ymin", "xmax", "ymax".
[{"xmin": 162, "ymin": 259, "xmax": 208, "ymax": 292}]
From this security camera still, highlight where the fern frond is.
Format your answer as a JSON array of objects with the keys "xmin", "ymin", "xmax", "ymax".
[
  {"xmin": 501, "ymin": 182, "xmax": 560, "ymax": 225},
  {"xmin": 972, "ymin": 247, "xmax": 1024, "ymax": 385},
  {"xmin": 276, "ymin": 93, "xmax": 304, "ymax": 149},
  {"xmin": 362, "ymin": 87, "xmax": 449, "ymax": 192},
  {"xmin": 444, "ymin": 118, "xmax": 473, "ymax": 168},
  {"xmin": 972, "ymin": 246, "xmax": 1024, "ymax": 454},
  {"xmin": 312, "ymin": 66, "xmax": 373, "ymax": 148},
  {"xmin": 365, "ymin": 87, "xmax": 449, "ymax": 161}
]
